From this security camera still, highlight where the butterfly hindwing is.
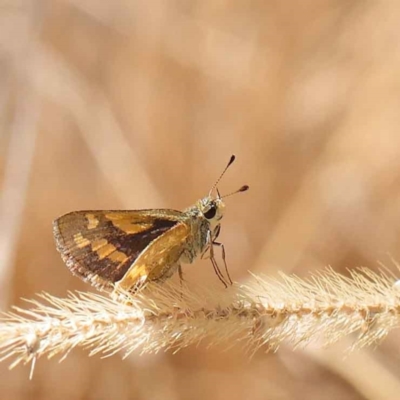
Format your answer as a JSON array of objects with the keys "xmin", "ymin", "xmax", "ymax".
[
  {"xmin": 115, "ymin": 221, "xmax": 192, "ymax": 291},
  {"xmin": 53, "ymin": 210, "xmax": 189, "ymax": 291}
]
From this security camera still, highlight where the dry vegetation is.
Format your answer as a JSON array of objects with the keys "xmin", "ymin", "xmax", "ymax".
[
  {"xmin": 2, "ymin": 268, "xmax": 400, "ymax": 381},
  {"xmin": 2, "ymin": 1, "xmax": 400, "ymax": 399}
]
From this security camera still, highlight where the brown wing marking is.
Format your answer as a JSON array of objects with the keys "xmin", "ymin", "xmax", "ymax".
[
  {"xmin": 53, "ymin": 210, "xmax": 182, "ymax": 291},
  {"xmin": 115, "ymin": 221, "xmax": 191, "ymax": 291}
]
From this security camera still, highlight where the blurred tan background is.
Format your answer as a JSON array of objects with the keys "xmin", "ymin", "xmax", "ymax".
[{"xmin": 2, "ymin": 0, "xmax": 400, "ymax": 399}]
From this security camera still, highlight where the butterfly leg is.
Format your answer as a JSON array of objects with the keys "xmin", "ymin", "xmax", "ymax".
[
  {"xmin": 178, "ymin": 264, "xmax": 184, "ymax": 282},
  {"xmin": 177, "ymin": 264, "xmax": 185, "ymax": 298},
  {"xmin": 212, "ymin": 241, "xmax": 233, "ymax": 285},
  {"xmin": 201, "ymin": 225, "xmax": 220, "ymax": 260},
  {"xmin": 201, "ymin": 245, "xmax": 210, "ymax": 259},
  {"xmin": 207, "ymin": 232, "xmax": 228, "ymax": 288},
  {"xmin": 151, "ymin": 262, "xmax": 184, "ymax": 296}
]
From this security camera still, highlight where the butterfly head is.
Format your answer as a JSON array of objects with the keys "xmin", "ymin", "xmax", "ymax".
[
  {"xmin": 196, "ymin": 155, "xmax": 249, "ymax": 229},
  {"xmin": 196, "ymin": 194, "xmax": 226, "ymax": 230}
]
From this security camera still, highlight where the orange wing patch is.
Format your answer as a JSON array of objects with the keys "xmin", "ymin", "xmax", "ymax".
[{"xmin": 105, "ymin": 213, "xmax": 153, "ymax": 234}]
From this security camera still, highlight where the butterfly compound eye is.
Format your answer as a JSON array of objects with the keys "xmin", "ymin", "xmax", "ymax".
[{"xmin": 204, "ymin": 205, "xmax": 217, "ymax": 219}]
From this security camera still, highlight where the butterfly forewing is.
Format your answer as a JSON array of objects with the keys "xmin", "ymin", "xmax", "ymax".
[{"xmin": 53, "ymin": 210, "xmax": 190, "ymax": 291}]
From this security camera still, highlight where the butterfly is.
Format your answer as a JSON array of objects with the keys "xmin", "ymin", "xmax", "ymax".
[{"xmin": 53, "ymin": 155, "xmax": 248, "ymax": 293}]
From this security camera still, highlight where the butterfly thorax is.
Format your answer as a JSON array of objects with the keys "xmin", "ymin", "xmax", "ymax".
[{"xmin": 180, "ymin": 196, "xmax": 225, "ymax": 262}]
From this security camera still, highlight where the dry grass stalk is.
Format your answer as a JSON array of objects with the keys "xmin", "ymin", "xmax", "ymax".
[{"xmin": 0, "ymin": 268, "xmax": 400, "ymax": 378}]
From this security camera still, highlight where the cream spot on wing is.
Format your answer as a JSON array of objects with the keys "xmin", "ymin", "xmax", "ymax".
[
  {"xmin": 109, "ymin": 250, "xmax": 128, "ymax": 263},
  {"xmin": 97, "ymin": 243, "xmax": 118, "ymax": 260},
  {"xmin": 91, "ymin": 239, "xmax": 128, "ymax": 262},
  {"xmin": 86, "ymin": 213, "xmax": 99, "ymax": 230},
  {"xmin": 73, "ymin": 233, "xmax": 91, "ymax": 248},
  {"xmin": 91, "ymin": 239, "xmax": 108, "ymax": 251}
]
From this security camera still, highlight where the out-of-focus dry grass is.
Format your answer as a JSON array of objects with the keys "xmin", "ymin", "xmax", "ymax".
[{"xmin": 1, "ymin": 1, "xmax": 400, "ymax": 399}]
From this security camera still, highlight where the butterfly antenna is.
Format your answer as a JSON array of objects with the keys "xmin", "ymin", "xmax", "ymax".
[
  {"xmin": 209, "ymin": 155, "xmax": 236, "ymax": 196},
  {"xmin": 221, "ymin": 185, "xmax": 249, "ymax": 199}
]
